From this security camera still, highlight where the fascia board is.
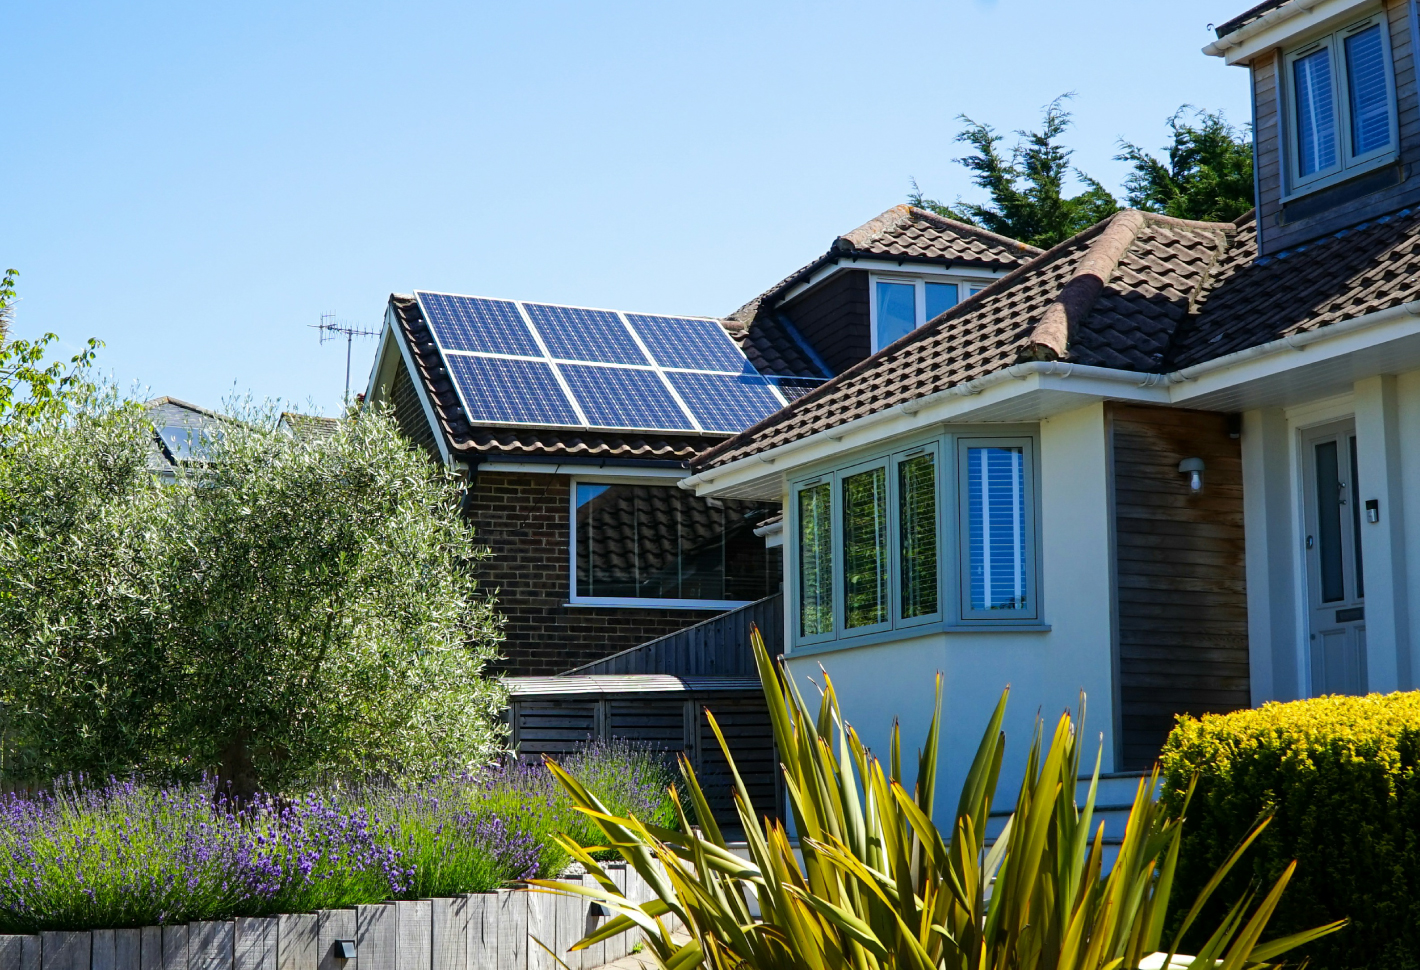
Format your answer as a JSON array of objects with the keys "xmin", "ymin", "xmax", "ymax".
[
  {"xmin": 477, "ymin": 461, "xmax": 687, "ymax": 479},
  {"xmin": 386, "ymin": 315, "xmax": 454, "ymax": 467},
  {"xmin": 1205, "ymin": 0, "xmax": 1374, "ymax": 64},
  {"xmin": 777, "ymin": 258, "xmax": 1006, "ymax": 307},
  {"xmin": 362, "ymin": 311, "xmax": 398, "ymax": 406}
]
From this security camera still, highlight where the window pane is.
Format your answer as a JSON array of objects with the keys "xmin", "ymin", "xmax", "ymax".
[
  {"xmin": 843, "ymin": 467, "xmax": 889, "ymax": 628},
  {"xmin": 899, "ymin": 453, "xmax": 939, "ymax": 619},
  {"xmin": 924, "ymin": 282, "xmax": 959, "ymax": 322},
  {"xmin": 576, "ymin": 483, "xmax": 778, "ymax": 601},
  {"xmin": 1294, "ymin": 46, "xmax": 1338, "ymax": 176},
  {"xmin": 1346, "ymin": 25, "xmax": 1390, "ymax": 156},
  {"xmin": 798, "ymin": 483, "xmax": 833, "ymax": 636},
  {"xmin": 1314, "ymin": 441, "xmax": 1345, "ymax": 603},
  {"xmin": 966, "ymin": 447, "xmax": 1028, "ymax": 612},
  {"xmin": 875, "ymin": 281, "xmax": 917, "ymax": 349}
]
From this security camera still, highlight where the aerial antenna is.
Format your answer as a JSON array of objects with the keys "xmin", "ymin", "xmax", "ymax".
[{"xmin": 312, "ymin": 313, "xmax": 381, "ymax": 406}]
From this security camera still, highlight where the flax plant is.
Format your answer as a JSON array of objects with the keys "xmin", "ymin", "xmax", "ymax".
[{"xmin": 533, "ymin": 629, "xmax": 1344, "ymax": 970}]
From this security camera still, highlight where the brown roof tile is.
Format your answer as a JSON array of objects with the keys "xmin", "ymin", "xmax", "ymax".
[{"xmin": 694, "ymin": 203, "xmax": 1420, "ymax": 472}]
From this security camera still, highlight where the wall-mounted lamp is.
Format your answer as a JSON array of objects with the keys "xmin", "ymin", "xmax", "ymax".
[
  {"xmin": 1178, "ymin": 457, "xmax": 1205, "ymax": 492},
  {"xmin": 333, "ymin": 940, "xmax": 356, "ymax": 961}
]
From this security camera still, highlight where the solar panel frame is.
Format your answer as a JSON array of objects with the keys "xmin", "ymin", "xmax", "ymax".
[
  {"xmin": 415, "ymin": 291, "xmax": 789, "ymax": 433},
  {"xmin": 624, "ymin": 313, "xmax": 750, "ymax": 372},
  {"xmin": 444, "ymin": 355, "xmax": 582, "ymax": 427},
  {"xmin": 664, "ymin": 370, "xmax": 787, "ymax": 435},
  {"xmin": 415, "ymin": 291, "xmax": 542, "ymax": 357},
  {"xmin": 523, "ymin": 303, "xmax": 649, "ymax": 365},
  {"xmin": 557, "ymin": 363, "xmax": 699, "ymax": 432}
]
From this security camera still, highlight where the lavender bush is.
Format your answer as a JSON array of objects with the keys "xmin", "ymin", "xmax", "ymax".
[{"xmin": 0, "ymin": 741, "xmax": 676, "ymax": 932}]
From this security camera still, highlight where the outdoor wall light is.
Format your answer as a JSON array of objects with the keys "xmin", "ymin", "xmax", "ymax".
[
  {"xmin": 1179, "ymin": 457, "xmax": 1205, "ymax": 492},
  {"xmin": 334, "ymin": 940, "xmax": 356, "ymax": 961}
]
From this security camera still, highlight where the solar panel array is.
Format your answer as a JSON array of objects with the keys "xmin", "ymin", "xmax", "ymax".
[{"xmin": 414, "ymin": 291, "xmax": 788, "ymax": 434}]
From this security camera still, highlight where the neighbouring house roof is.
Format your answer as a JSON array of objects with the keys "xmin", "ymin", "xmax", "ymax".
[
  {"xmin": 279, "ymin": 412, "xmax": 341, "ymax": 440},
  {"xmin": 387, "ymin": 294, "xmax": 718, "ymax": 462},
  {"xmin": 692, "ymin": 204, "xmax": 1420, "ymax": 471}
]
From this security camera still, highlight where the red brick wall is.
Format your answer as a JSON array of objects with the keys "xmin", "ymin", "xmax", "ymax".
[{"xmin": 467, "ymin": 471, "xmax": 720, "ymax": 676}]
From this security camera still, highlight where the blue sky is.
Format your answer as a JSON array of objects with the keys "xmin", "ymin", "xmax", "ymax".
[{"xmin": 6, "ymin": 1, "xmax": 1253, "ymax": 415}]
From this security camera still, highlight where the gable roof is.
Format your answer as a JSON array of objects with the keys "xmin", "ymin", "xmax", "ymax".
[
  {"xmin": 692, "ymin": 203, "xmax": 1420, "ymax": 471},
  {"xmin": 724, "ymin": 205, "xmax": 1043, "ymax": 328}
]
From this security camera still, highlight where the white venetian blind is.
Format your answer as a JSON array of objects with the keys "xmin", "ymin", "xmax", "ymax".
[
  {"xmin": 1346, "ymin": 24, "xmax": 1391, "ymax": 156},
  {"xmin": 966, "ymin": 446, "xmax": 1028, "ymax": 612},
  {"xmin": 1294, "ymin": 46, "xmax": 1338, "ymax": 176}
]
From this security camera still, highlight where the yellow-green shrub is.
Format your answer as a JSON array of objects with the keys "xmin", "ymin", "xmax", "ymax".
[{"xmin": 1160, "ymin": 691, "xmax": 1420, "ymax": 970}]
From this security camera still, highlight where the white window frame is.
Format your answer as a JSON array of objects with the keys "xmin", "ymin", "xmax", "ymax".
[
  {"xmin": 868, "ymin": 272, "xmax": 996, "ymax": 353},
  {"xmin": 956, "ymin": 436, "xmax": 1040, "ymax": 622},
  {"xmin": 568, "ymin": 475, "xmax": 770, "ymax": 610},
  {"xmin": 787, "ymin": 427, "xmax": 1041, "ymax": 651},
  {"xmin": 1281, "ymin": 10, "xmax": 1399, "ymax": 199}
]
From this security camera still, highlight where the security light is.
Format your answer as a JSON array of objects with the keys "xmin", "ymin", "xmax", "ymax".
[
  {"xmin": 334, "ymin": 940, "xmax": 356, "ymax": 960},
  {"xmin": 1178, "ymin": 458, "xmax": 1205, "ymax": 492}
]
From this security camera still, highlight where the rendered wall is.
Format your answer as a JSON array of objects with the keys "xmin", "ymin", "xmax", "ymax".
[{"xmin": 782, "ymin": 402, "xmax": 1118, "ymax": 824}]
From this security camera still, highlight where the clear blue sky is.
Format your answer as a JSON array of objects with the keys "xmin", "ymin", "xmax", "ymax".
[{"xmin": 6, "ymin": 1, "xmax": 1253, "ymax": 416}]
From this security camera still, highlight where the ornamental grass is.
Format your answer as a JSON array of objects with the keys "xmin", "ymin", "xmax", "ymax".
[{"xmin": 0, "ymin": 739, "xmax": 676, "ymax": 932}]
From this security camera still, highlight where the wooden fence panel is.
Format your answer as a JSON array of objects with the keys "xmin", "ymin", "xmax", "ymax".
[
  {"xmin": 190, "ymin": 922, "xmax": 233, "ymax": 970},
  {"xmin": 276, "ymin": 916, "xmax": 316, "ymax": 970},
  {"xmin": 233, "ymin": 919, "xmax": 277, "ymax": 970},
  {"xmin": 430, "ymin": 897, "xmax": 467, "ymax": 970},
  {"xmin": 112, "ymin": 932, "xmax": 139, "ymax": 970},
  {"xmin": 315, "ymin": 910, "xmax": 354, "ymax": 970},
  {"xmin": 396, "ymin": 901, "xmax": 431, "ymax": 970},
  {"xmin": 354, "ymin": 907, "xmax": 395, "ymax": 970}
]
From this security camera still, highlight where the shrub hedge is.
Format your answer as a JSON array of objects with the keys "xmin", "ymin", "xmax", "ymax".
[{"xmin": 1159, "ymin": 691, "xmax": 1420, "ymax": 970}]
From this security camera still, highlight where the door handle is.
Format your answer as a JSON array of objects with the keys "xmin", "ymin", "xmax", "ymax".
[{"xmin": 1306, "ymin": 535, "xmax": 1314, "ymax": 549}]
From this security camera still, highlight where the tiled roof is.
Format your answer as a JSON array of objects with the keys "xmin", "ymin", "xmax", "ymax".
[
  {"xmin": 279, "ymin": 412, "xmax": 341, "ymax": 440},
  {"xmin": 388, "ymin": 294, "xmax": 717, "ymax": 462},
  {"xmin": 693, "ymin": 203, "xmax": 1420, "ymax": 471},
  {"xmin": 725, "ymin": 205, "xmax": 1042, "ymax": 328},
  {"xmin": 694, "ymin": 210, "xmax": 1232, "ymax": 470}
]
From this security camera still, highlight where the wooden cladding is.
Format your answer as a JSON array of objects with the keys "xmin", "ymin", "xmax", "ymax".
[
  {"xmin": 1110, "ymin": 405, "xmax": 1250, "ymax": 770},
  {"xmin": 509, "ymin": 690, "xmax": 779, "ymax": 830}
]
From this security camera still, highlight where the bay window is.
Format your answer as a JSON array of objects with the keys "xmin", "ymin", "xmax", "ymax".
[
  {"xmin": 789, "ymin": 430, "xmax": 1036, "ymax": 648},
  {"xmin": 1285, "ymin": 13, "xmax": 1397, "ymax": 193},
  {"xmin": 573, "ymin": 481, "xmax": 780, "ymax": 608}
]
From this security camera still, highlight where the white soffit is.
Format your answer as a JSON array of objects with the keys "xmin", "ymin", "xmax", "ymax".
[{"xmin": 1204, "ymin": 0, "xmax": 1381, "ymax": 64}]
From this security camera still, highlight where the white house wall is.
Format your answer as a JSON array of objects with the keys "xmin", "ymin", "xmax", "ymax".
[{"xmin": 781, "ymin": 402, "xmax": 1118, "ymax": 823}]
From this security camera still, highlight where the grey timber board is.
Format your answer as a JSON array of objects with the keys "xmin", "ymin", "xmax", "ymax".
[
  {"xmin": 140, "ymin": 928, "xmax": 162, "ymax": 970},
  {"xmin": 161, "ymin": 926, "xmax": 188, "ymax": 970},
  {"xmin": 606, "ymin": 867, "xmax": 628, "ymax": 963},
  {"xmin": 92, "ymin": 931, "xmax": 116, "ymax": 970},
  {"xmin": 496, "ymin": 892, "xmax": 526, "ymax": 970},
  {"xmin": 0, "ymin": 937, "xmax": 40, "ymax": 970},
  {"xmin": 396, "ymin": 902, "xmax": 431, "ymax": 970},
  {"xmin": 41, "ymin": 932, "xmax": 89, "ymax": 970},
  {"xmin": 526, "ymin": 888, "xmax": 553, "ymax": 970},
  {"xmin": 467, "ymin": 896, "xmax": 495, "ymax": 970},
  {"xmin": 277, "ymin": 916, "xmax": 317, "ymax": 970},
  {"xmin": 355, "ymin": 905, "xmax": 396, "ymax": 970},
  {"xmin": 115, "ymin": 931, "xmax": 141, "ymax": 970},
  {"xmin": 316, "ymin": 911, "xmax": 356, "ymax": 970},
  {"xmin": 550, "ymin": 879, "xmax": 581, "ymax": 970},
  {"xmin": 191, "ymin": 922, "xmax": 234, "ymax": 970},
  {"xmin": 234, "ymin": 919, "xmax": 278, "ymax": 970},
  {"xmin": 430, "ymin": 898, "xmax": 467, "ymax": 970}
]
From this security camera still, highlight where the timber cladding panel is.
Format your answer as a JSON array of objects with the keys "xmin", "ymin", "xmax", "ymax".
[
  {"xmin": 780, "ymin": 269, "xmax": 870, "ymax": 376},
  {"xmin": 1109, "ymin": 405, "xmax": 1250, "ymax": 770},
  {"xmin": 467, "ymin": 472, "xmax": 718, "ymax": 677},
  {"xmin": 1251, "ymin": 0, "xmax": 1420, "ymax": 255}
]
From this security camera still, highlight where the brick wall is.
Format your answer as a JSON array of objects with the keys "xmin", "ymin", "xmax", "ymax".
[{"xmin": 467, "ymin": 471, "xmax": 720, "ymax": 676}]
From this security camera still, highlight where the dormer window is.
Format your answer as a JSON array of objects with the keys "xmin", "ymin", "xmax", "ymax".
[
  {"xmin": 871, "ymin": 274, "xmax": 990, "ymax": 352},
  {"xmin": 1285, "ymin": 13, "xmax": 1398, "ymax": 195}
]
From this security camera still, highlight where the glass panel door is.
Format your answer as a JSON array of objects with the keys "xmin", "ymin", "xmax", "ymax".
[{"xmin": 1302, "ymin": 421, "xmax": 1366, "ymax": 695}]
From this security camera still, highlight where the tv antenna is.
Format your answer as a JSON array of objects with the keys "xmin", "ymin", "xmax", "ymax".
[{"xmin": 313, "ymin": 313, "xmax": 381, "ymax": 406}]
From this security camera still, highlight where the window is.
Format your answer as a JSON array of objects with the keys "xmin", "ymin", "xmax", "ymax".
[
  {"xmin": 870, "ymin": 275, "xmax": 988, "ymax": 352},
  {"xmin": 789, "ymin": 432, "xmax": 1037, "ymax": 647},
  {"xmin": 958, "ymin": 439, "xmax": 1036, "ymax": 619},
  {"xmin": 573, "ymin": 481, "xmax": 780, "ymax": 607},
  {"xmin": 1285, "ymin": 14, "xmax": 1397, "ymax": 192}
]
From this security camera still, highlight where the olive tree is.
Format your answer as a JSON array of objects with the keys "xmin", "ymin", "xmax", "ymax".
[{"xmin": 0, "ymin": 395, "xmax": 505, "ymax": 795}]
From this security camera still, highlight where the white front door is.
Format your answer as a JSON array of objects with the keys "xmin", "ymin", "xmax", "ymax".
[{"xmin": 1301, "ymin": 420, "xmax": 1367, "ymax": 695}]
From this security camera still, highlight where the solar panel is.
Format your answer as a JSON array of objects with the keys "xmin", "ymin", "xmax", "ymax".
[
  {"xmin": 417, "ymin": 292, "xmax": 541, "ymax": 357},
  {"xmin": 523, "ymin": 303, "xmax": 647, "ymax": 365},
  {"xmin": 446, "ymin": 355, "xmax": 581, "ymax": 426},
  {"xmin": 624, "ymin": 313, "xmax": 747, "ymax": 372},
  {"xmin": 559, "ymin": 364, "xmax": 696, "ymax": 431},
  {"xmin": 665, "ymin": 371, "xmax": 785, "ymax": 434}
]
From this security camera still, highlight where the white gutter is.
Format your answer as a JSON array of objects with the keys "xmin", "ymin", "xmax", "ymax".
[
  {"xmin": 684, "ymin": 300, "xmax": 1420, "ymax": 492},
  {"xmin": 1203, "ymin": 0, "xmax": 1326, "ymax": 57}
]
